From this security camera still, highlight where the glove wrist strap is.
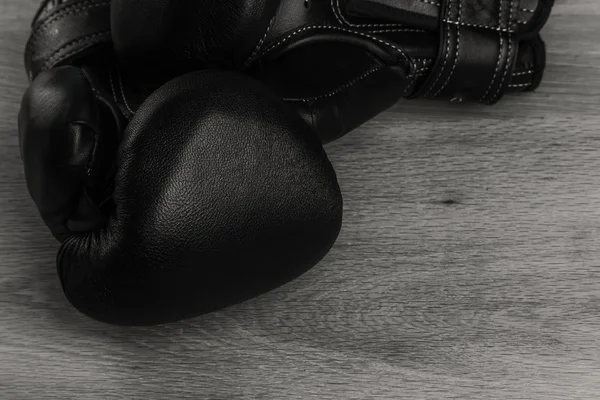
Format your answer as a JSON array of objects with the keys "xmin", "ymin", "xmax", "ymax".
[
  {"xmin": 347, "ymin": 0, "xmax": 553, "ymax": 104},
  {"xmin": 415, "ymin": 0, "xmax": 521, "ymax": 104}
]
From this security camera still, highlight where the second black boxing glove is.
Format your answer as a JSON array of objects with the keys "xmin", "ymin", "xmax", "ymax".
[
  {"xmin": 112, "ymin": 0, "xmax": 554, "ymax": 142},
  {"xmin": 20, "ymin": 0, "xmax": 343, "ymax": 325}
]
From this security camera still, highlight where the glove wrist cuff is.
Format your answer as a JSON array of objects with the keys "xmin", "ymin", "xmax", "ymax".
[
  {"xmin": 25, "ymin": 0, "xmax": 111, "ymax": 81},
  {"xmin": 411, "ymin": 0, "xmax": 554, "ymax": 104}
]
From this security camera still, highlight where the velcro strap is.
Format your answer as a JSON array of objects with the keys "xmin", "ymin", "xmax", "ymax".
[
  {"xmin": 25, "ymin": 0, "xmax": 112, "ymax": 80},
  {"xmin": 419, "ymin": 0, "xmax": 520, "ymax": 104},
  {"xmin": 346, "ymin": 0, "xmax": 553, "ymax": 104},
  {"xmin": 405, "ymin": 0, "xmax": 515, "ymax": 104}
]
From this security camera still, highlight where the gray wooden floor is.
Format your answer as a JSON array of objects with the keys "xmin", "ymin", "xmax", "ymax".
[{"xmin": 1, "ymin": 1, "xmax": 599, "ymax": 399}]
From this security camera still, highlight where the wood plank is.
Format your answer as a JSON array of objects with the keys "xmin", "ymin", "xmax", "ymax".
[{"xmin": 1, "ymin": 0, "xmax": 599, "ymax": 398}]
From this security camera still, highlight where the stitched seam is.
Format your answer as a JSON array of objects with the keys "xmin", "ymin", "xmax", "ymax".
[
  {"xmin": 479, "ymin": 35, "xmax": 503, "ymax": 102},
  {"xmin": 489, "ymin": 39, "xmax": 512, "ymax": 102},
  {"xmin": 499, "ymin": 0, "xmax": 506, "ymax": 30},
  {"xmin": 479, "ymin": 0, "xmax": 506, "ymax": 103},
  {"xmin": 42, "ymin": 31, "xmax": 110, "ymax": 67},
  {"xmin": 30, "ymin": 0, "xmax": 109, "ymax": 46},
  {"xmin": 30, "ymin": 0, "xmax": 109, "ymax": 38},
  {"xmin": 109, "ymin": 69, "xmax": 119, "ymax": 105},
  {"xmin": 332, "ymin": 0, "xmax": 405, "ymax": 29},
  {"xmin": 508, "ymin": 82, "xmax": 531, "ymax": 88},
  {"xmin": 110, "ymin": 69, "xmax": 132, "ymax": 121},
  {"xmin": 118, "ymin": 69, "xmax": 135, "ymax": 115},
  {"xmin": 418, "ymin": 0, "xmax": 441, "ymax": 6},
  {"xmin": 368, "ymin": 28, "xmax": 427, "ymax": 33},
  {"xmin": 77, "ymin": 66, "xmax": 103, "ymax": 176},
  {"xmin": 489, "ymin": 0, "xmax": 514, "ymax": 103},
  {"xmin": 253, "ymin": 24, "xmax": 412, "ymax": 68},
  {"xmin": 520, "ymin": 7, "xmax": 535, "ymax": 12},
  {"xmin": 41, "ymin": 30, "xmax": 111, "ymax": 70},
  {"xmin": 243, "ymin": 17, "xmax": 275, "ymax": 69},
  {"xmin": 424, "ymin": 0, "xmax": 454, "ymax": 96},
  {"xmin": 403, "ymin": 73, "xmax": 422, "ymax": 96},
  {"xmin": 416, "ymin": 58, "xmax": 434, "ymax": 64},
  {"xmin": 512, "ymin": 70, "xmax": 533, "ymax": 76},
  {"xmin": 33, "ymin": 0, "xmax": 55, "ymax": 25},
  {"xmin": 26, "ymin": 1, "xmax": 110, "ymax": 59},
  {"xmin": 256, "ymin": 25, "xmax": 321, "ymax": 58},
  {"xmin": 442, "ymin": 19, "xmax": 515, "ymax": 33},
  {"xmin": 506, "ymin": 0, "xmax": 520, "ymax": 30},
  {"xmin": 286, "ymin": 65, "xmax": 383, "ymax": 103},
  {"xmin": 406, "ymin": 60, "xmax": 434, "ymax": 92},
  {"xmin": 434, "ymin": 0, "xmax": 462, "ymax": 97},
  {"xmin": 34, "ymin": 0, "xmax": 105, "ymax": 26},
  {"xmin": 414, "ymin": 60, "xmax": 433, "ymax": 74}
]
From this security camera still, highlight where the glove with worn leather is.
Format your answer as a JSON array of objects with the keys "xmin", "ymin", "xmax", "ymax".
[
  {"xmin": 112, "ymin": 0, "xmax": 555, "ymax": 143},
  {"xmin": 20, "ymin": 0, "xmax": 343, "ymax": 325}
]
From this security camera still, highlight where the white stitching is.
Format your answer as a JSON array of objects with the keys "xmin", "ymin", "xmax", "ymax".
[
  {"xmin": 508, "ymin": 82, "xmax": 531, "ymax": 88},
  {"xmin": 424, "ymin": 0, "xmax": 453, "ymax": 96},
  {"xmin": 416, "ymin": 58, "xmax": 434, "ymax": 65},
  {"xmin": 434, "ymin": 0, "xmax": 462, "ymax": 98},
  {"xmin": 479, "ymin": 0, "xmax": 506, "ymax": 103},
  {"xmin": 332, "ymin": 0, "xmax": 405, "ymax": 29},
  {"xmin": 520, "ymin": 7, "xmax": 535, "ymax": 13},
  {"xmin": 489, "ymin": 0, "xmax": 514, "ymax": 103},
  {"xmin": 286, "ymin": 65, "xmax": 383, "ymax": 103},
  {"xmin": 368, "ymin": 28, "xmax": 427, "ymax": 34},
  {"xmin": 479, "ymin": 0, "xmax": 504, "ymax": 103},
  {"xmin": 489, "ymin": 40, "xmax": 512, "ymax": 102},
  {"xmin": 403, "ymin": 73, "xmax": 422, "ymax": 96},
  {"xmin": 442, "ymin": 19, "xmax": 515, "ymax": 33},
  {"xmin": 254, "ymin": 24, "xmax": 412, "ymax": 68},
  {"xmin": 420, "ymin": 0, "xmax": 440, "ymax": 6},
  {"xmin": 512, "ymin": 70, "xmax": 534, "ymax": 76},
  {"xmin": 499, "ymin": 0, "xmax": 506, "ymax": 30},
  {"xmin": 244, "ymin": 17, "xmax": 275, "ymax": 68}
]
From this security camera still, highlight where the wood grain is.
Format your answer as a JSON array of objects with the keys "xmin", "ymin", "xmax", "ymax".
[{"xmin": 1, "ymin": 1, "xmax": 599, "ymax": 399}]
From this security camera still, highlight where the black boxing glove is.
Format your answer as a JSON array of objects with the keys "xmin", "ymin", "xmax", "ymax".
[
  {"xmin": 112, "ymin": 0, "xmax": 554, "ymax": 142},
  {"xmin": 20, "ymin": 0, "xmax": 343, "ymax": 325}
]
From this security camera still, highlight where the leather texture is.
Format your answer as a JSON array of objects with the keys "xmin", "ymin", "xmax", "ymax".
[
  {"xmin": 111, "ymin": 0, "xmax": 280, "ymax": 74},
  {"xmin": 20, "ymin": 0, "xmax": 343, "ymax": 326},
  {"xmin": 25, "ymin": 0, "xmax": 112, "ymax": 80},
  {"xmin": 25, "ymin": 0, "xmax": 554, "ymax": 141},
  {"xmin": 19, "ymin": 0, "xmax": 554, "ymax": 325},
  {"xmin": 110, "ymin": 0, "xmax": 554, "ymax": 140}
]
